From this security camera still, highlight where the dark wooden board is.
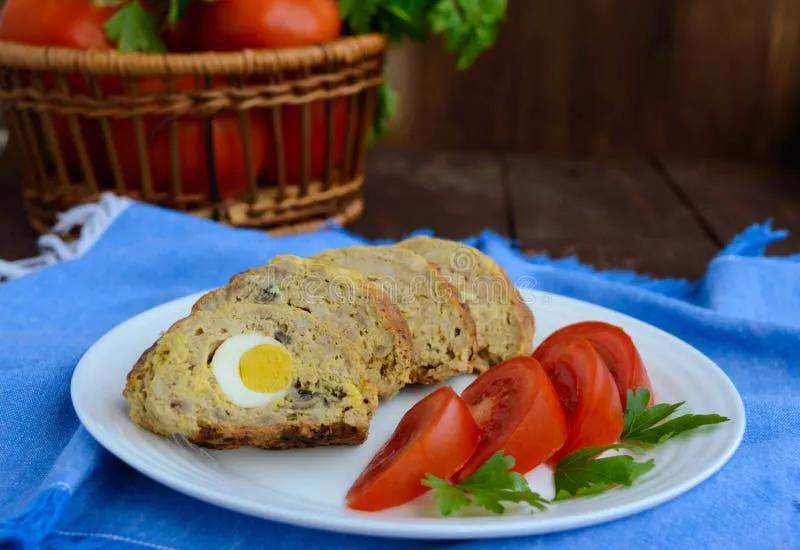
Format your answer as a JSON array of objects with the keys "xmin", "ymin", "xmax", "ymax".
[
  {"xmin": 351, "ymin": 149, "xmax": 510, "ymax": 240},
  {"xmin": 3, "ymin": 148, "xmax": 796, "ymax": 277},
  {"xmin": 0, "ymin": 155, "xmax": 38, "ymax": 261},
  {"xmin": 382, "ymin": 0, "xmax": 800, "ymax": 162},
  {"xmin": 0, "ymin": 149, "xmax": 511, "ymax": 260},
  {"xmin": 505, "ymin": 156, "xmax": 718, "ymax": 278},
  {"xmin": 659, "ymin": 157, "xmax": 800, "ymax": 255}
]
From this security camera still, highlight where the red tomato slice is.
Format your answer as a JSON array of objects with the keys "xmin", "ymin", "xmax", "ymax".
[
  {"xmin": 535, "ymin": 321, "xmax": 653, "ymax": 407},
  {"xmin": 346, "ymin": 387, "xmax": 479, "ymax": 512},
  {"xmin": 456, "ymin": 356, "xmax": 568, "ymax": 480},
  {"xmin": 534, "ymin": 337, "xmax": 623, "ymax": 464}
]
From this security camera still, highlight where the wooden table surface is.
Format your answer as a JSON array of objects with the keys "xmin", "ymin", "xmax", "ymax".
[{"xmin": 2, "ymin": 149, "xmax": 799, "ymax": 278}]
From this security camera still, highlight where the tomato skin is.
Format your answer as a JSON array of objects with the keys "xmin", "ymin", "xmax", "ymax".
[
  {"xmin": 194, "ymin": 0, "xmax": 345, "ymax": 186},
  {"xmin": 346, "ymin": 387, "xmax": 480, "ymax": 512},
  {"xmin": 100, "ymin": 76, "xmax": 265, "ymax": 198},
  {"xmin": 457, "ymin": 356, "xmax": 568, "ymax": 481},
  {"xmin": 535, "ymin": 321, "xmax": 653, "ymax": 407},
  {"xmin": 534, "ymin": 337, "xmax": 623, "ymax": 464},
  {"xmin": 262, "ymin": 97, "xmax": 349, "ymax": 184},
  {"xmin": 196, "ymin": 0, "xmax": 341, "ymax": 51},
  {"xmin": 0, "ymin": 0, "xmax": 114, "ymax": 49},
  {"xmin": 111, "ymin": 112, "xmax": 268, "ymax": 198},
  {"xmin": 0, "ymin": 0, "xmax": 117, "ymax": 174}
]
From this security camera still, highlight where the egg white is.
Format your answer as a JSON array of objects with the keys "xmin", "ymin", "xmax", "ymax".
[{"xmin": 211, "ymin": 334, "xmax": 291, "ymax": 408}]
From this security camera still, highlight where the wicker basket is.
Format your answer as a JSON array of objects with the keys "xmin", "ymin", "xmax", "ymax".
[{"xmin": 0, "ymin": 34, "xmax": 386, "ymax": 234}]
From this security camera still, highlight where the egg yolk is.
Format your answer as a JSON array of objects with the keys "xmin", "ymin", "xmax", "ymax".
[{"xmin": 238, "ymin": 344, "xmax": 293, "ymax": 393}]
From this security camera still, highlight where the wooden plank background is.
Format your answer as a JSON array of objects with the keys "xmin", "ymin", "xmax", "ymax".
[
  {"xmin": 4, "ymin": 149, "xmax": 800, "ymax": 276},
  {"xmin": 4, "ymin": 0, "xmax": 800, "ymax": 274},
  {"xmin": 383, "ymin": 0, "xmax": 800, "ymax": 162}
]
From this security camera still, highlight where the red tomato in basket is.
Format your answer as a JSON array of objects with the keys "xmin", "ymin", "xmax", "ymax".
[
  {"xmin": 0, "ymin": 0, "xmax": 116, "ymax": 175},
  {"xmin": 195, "ymin": 0, "xmax": 341, "ymax": 50},
  {"xmin": 262, "ymin": 97, "xmax": 349, "ymax": 184},
  {"xmin": 106, "ymin": 76, "xmax": 268, "ymax": 198},
  {"xmin": 192, "ymin": 0, "xmax": 347, "ymax": 185},
  {"xmin": 456, "ymin": 356, "xmax": 568, "ymax": 481},
  {"xmin": 0, "ymin": 0, "xmax": 114, "ymax": 49},
  {"xmin": 534, "ymin": 337, "xmax": 623, "ymax": 464},
  {"xmin": 534, "ymin": 321, "xmax": 654, "ymax": 407},
  {"xmin": 111, "ymin": 112, "xmax": 269, "ymax": 199},
  {"xmin": 346, "ymin": 387, "xmax": 480, "ymax": 512}
]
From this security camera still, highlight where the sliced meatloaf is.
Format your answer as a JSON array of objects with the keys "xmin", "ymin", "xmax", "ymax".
[
  {"xmin": 124, "ymin": 303, "xmax": 376, "ymax": 449},
  {"xmin": 193, "ymin": 255, "xmax": 416, "ymax": 398},
  {"xmin": 315, "ymin": 245, "xmax": 477, "ymax": 383},
  {"xmin": 399, "ymin": 236, "xmax": 534, "ymax": 370}
]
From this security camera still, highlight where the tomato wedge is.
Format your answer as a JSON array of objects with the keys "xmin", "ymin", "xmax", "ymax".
[
  {"xmin": 535, "ymin": 321, "xmax": 653, "ymax": 407},
  {"xmin": 456, "ymin": 357, "xmax": 567, "ymax": 480},
  {"xmin": 534, "ymin": 337, "xmax": 623, "ymax": 464},
  {"xmin": 346, "ymin": 387, "xmax": 479, "ymax": 512}
]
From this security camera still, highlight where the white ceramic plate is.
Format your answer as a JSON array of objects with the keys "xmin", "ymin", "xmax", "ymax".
[{"xmin": 71, "ymin": 289, "xmax": 745, "ymax": 539}]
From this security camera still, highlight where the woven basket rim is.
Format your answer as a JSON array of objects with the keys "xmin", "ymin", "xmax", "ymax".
[{"xmin": 0, "ymin": 33, "xmax": 387, "ymax": 76}]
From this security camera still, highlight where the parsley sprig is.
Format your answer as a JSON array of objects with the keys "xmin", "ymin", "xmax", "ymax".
[
  {"xmin": 554, "ymin": 388, "xmax": 730, "ymax": 500},
  {"xmin": 427, "ymin": 0, "xmax": 507, "ymax": 69},
  {"xmin": 553, "ymin": 444, "xmax": 654, "ymax": 500},
  {"xmin": 339, "ymin": 0, "xmax": 506, "ymax": 68},
  {"xmin": 422, "ymin": 452, "xmax": 547, "ymax": 516},
  {"xmin": 621, "ymin": 388, "xmax": 730, "ymax": 445},
  {"xmin": 93, "ymin": 0, "xmax": 184, "ymax": 53},
  {"xmin": 421, "ymin": 388, "xmax": 731, "ymax": 514},
  {"xmin": 339, "ymin": 0, "xmax": 507, "ymax": 139},
  {"xmin": 370, "ymin": 81, "xmax": 398, "ymax": 144},
  {"xmin": 104, "ymin": 0, "xmax": 166, "ymax": 53}
]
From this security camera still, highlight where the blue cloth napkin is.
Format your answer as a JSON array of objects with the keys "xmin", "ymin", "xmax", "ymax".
[{"xmin": 1, "ymin": 202, "xmax": 798, "ymax": 549}]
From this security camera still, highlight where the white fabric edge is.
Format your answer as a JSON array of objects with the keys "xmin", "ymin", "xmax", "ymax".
[{"xmin": 0, "ymin": 193, "xmax": 131, "ymax": 281}]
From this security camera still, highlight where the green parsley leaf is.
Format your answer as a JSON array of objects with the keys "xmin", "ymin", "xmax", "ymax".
[
  {"xmin": 621, "ymin": 388, "xmax": 730, "ymax": 445},
  {"xmin": 553, "ymin": 444, "xmax": 654, "ymax": 500},
  {"xmin": 339, "ymin": 0, "xmax": 383, "ymax": 34},
  {"xmin": 378, "ymin": 0, "xmax": 431, "ymax": 41},
  {"xmin": 370, "ymin": 80, "xmax": 399, "ymax": 143},
  {"xmin": 420, "ymin": 475, "xmax": 472, "ymax": 516},
  {"xmin": 421, "ymin": 451, "xmax": 548, "ymax": 516},
  {"xmin": 340, "ymin": 0, "xmax": 429, "ymax": 41},
  {"xmin": 428, "ymin": 0, "xmax": 507, "ymax": 69},
  {"xmin": 339, "ymin": 0, "xmax": 508, "ymax": 139},
  {"xmin": 105, "ymin": 1, "xmax": 166, "ymax": 53},
  {"xmin": 554, "ymin": 389, "xmax": 730, "ymax": 500},
  {"xmin": 167, "ymin": 0, "xmax": 191, "ymax": 26}
]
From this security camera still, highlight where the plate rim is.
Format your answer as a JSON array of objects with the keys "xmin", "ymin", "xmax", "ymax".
[{"xmin": 70, "ymin": 289, "xmax": 746, "ymax": 540}]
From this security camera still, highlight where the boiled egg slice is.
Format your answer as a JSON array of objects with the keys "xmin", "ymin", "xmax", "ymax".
[{"xmin": 211, "ymin": 334, "xmax": 294, "ymax": 408}]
